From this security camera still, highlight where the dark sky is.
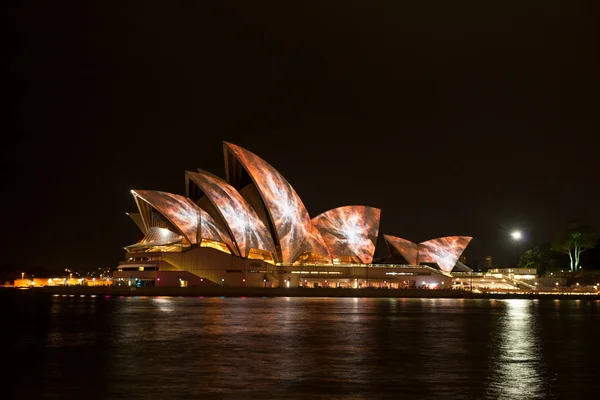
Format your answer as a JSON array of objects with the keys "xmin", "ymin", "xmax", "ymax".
[{"xmin": 4, "ymin": 1, "xmax": 599, "ymax": 272}]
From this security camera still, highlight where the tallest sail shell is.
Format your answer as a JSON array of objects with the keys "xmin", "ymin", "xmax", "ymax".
[{"xmin": 224, "ymin": 142, "xmax": 330, "ymax": 263}]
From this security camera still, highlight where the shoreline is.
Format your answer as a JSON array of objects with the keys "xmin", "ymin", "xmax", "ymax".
[{"xmin": 2, "ymin": 286, "xmax": 600, "ymax": 300}]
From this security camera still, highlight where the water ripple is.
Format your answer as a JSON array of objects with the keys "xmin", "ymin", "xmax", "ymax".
[{"xmin": 2, "ymin": 294, "xmax": 600, "ymax": 399}]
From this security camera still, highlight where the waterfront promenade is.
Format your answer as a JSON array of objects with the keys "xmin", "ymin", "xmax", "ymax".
[{"xmin": 3, "ymin": 286, "xmax": 600, "ymax": 300}]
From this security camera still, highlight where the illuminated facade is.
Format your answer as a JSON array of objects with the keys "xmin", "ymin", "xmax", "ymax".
[
  {"xmin": 186, "ymin": 170, "xmax": 276, "ymax": 258},
  {"xmin": 130, "ymin": 190, "xmax": 235, "ymax": 254},
  {"xmin": 384, "ymin": 235, "xmax": 473, "ymax": 272},
  {"xmin": 117, "ymin": 142, "xmax": 471, "ymax": 287},
  {"xmin": 312, "ymin": 206, "xmax": 381, "ymax": 264},
  {"xmin": 224, "ymin": 142, "xmax": 330, "ymax": 263},
  {"xmin": 383, "ymin": 236, "xmax": 418, "ymax": 265}
]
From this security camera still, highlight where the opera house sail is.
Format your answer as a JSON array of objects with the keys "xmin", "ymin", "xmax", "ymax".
[
  {"xmin": 384, "ymin": 235, "xmax": 473, "ymax": 272},
  {"xmin": 130, "ymin": 190, "xmax": 235, "ymax": 254},
  {"xmin": 186, "ymin": 170, "xmax": 276, "ymax": 261},
  {"xmin": 223, "ymin": 142, "xmax": 330, "ymax": 264},
  {"xmin": 312, "ymin": 206, "xmax": 381, "ymax": 264},
  {"xmin": 118, "ymin": 142, "xmax": 473, "ymax": 288}
]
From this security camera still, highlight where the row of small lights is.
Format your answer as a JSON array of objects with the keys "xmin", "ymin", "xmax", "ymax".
[
  {"xmin": 457, "ymin": 277, "xmax": 599, "ymax": 291},
  {"xmin": 180, "ymin": 278, "xmax": 438, "ymax": 288}
]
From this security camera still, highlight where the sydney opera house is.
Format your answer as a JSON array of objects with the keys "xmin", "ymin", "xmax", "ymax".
[{"xmin": 115, "ymin": 142, "xmax": 472, "ymax": 289}]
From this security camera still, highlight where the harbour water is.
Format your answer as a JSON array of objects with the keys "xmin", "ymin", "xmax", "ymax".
[{"xmin": 2, "ymin": 291, "xmax": 599, "ymax": 399}]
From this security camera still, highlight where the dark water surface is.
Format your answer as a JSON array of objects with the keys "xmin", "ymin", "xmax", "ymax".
[{"xmin": 2, "ymin": 292, "xmax": 600, "ymax": 399}]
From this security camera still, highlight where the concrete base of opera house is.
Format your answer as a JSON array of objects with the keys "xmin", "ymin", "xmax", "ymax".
[
  {"xmin": 16, "ymin": 286, "xmax": 463, "ymax": 298},
  {"xmin": 115, "ymin": 247, "xmax": 454, "ymax": 290},
  {"xmin": 6, "ymin": 287, "xmax": 599, "ymax": 300}
]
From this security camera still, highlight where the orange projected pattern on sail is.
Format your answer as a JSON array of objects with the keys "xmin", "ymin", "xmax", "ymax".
[
  {"xmin": 313, "ymin": 206, "xmax": 381, "ymax": 264},
  {"xmin": 383, "ymin": 235, "xmax": 418, "ymax": 265},
  {"xmin": 418, "ymin": 236, "xmax": 472, "ymax": 272},
  {"xmin": 131, "ymin": 190, "xmax": 234, "ymax": 251},
  {"xmin": 384, "ymin": 234, "xmax": 472, "ymax": 271},
  {"xmin": 186, "ymin": 170, "xmax": 276, "ymax": 257},
  {"xmin": 224, "ymin": 142, "xmax": 329, "ymax": 263}
]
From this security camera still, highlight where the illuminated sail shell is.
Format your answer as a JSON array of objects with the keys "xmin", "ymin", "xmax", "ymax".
[
  {"xmin": 383, "ymin": 235, "xmax": 419, "ymax": 265},
  {"xmin": 223, "ymin": 142, "xmax": 330, "ymax": 263},
  {"xmin": 312, "ymin": 206, "xmax": 381, "ymax": 264},
  {"xmin": 131, "ymin": 190, "xmax": 234, "ymax": 251},
  {"xmin": 384, "ymin": 234, "xmax": 472, "ymax": 271},
  {"xmin": 418, "ymin": 236, "xmax": 473, "ymax": 272},
  {"xmin": 186, "ymin": 170, "xmax": 276, "ymax": 257}
]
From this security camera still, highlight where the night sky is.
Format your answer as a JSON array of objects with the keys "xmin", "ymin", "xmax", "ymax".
[{"xmin": 4, "ymin": 2, "xmax": 599, "ymax": 273}]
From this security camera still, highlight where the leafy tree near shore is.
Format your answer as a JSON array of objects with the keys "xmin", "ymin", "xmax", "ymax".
[
  {"xmin": 518, "ymin": 243, "xmax": 559, "ymax": 276},
  {"xmin": 551, "ymin": 221, "xmax": 598, "ymax": 272}
]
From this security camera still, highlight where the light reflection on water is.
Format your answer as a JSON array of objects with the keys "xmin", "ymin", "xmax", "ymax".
[
  {"xmin": 3, "ymin": 294, "xmax": 600, "ymax": 400},
  {"xmin": 489, "ymin": 299, "xmax": 545, "ymax": 399}
]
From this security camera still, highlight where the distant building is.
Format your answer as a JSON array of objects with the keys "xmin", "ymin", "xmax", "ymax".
[
  {"xmin": 11, "ymin": 278, "xmax": 112, "ymax": 287},
  {"xmin": 485, "ymin": 256, "xmax": 493, "ymax": 269}
]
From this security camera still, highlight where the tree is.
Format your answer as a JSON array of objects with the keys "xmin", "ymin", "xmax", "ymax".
[
  {"xmin": 518, "ymin": 243, "xmax": 559, "ymax": 276},
  {"xmin": 551, "ymin": 221, "xmax": 598, "ymax": 272}
]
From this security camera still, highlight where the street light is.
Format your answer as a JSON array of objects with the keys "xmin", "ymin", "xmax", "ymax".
[{"xmin": 511, "ymin": 231, "xmax": 522, "ymax": 240}]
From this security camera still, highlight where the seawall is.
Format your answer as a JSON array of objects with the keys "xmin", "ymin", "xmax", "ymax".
[
  {"xmin": 3, "ymin": 286, "xmax": 600, "ymax": 300},
  {"xmin": 8, "ymin": 286, "xmax": 462, "ymax": 298}
]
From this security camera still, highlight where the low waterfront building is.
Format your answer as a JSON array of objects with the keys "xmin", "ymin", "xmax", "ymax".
[
  {"xmin": 487, "ymin": 268, "xmax": 537, "ymax": 280},
  {"xmin": 12, "ymin": 277, "xmax": 113, "ymax": 288}
]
